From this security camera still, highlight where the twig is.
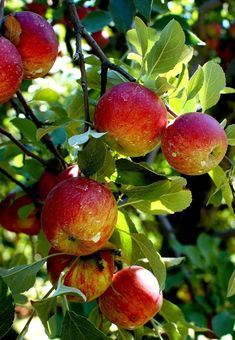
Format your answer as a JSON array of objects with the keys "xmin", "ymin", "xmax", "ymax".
[
  {"xmin": 100, "ymin": 62, "xmax": 108, "ymax": 96},
  {"xmin": 16, "ymin": 91, "xmax": 67, "ymax": 169},
  {"xmin": 0, "ymin": 0, "xmax": 5, "ymax": 27},
  {"xmin": 65, "ymin": 0, "xmax": 136, "ymax": 83},
  {"xmin": 72, "ymin": 18, "xmax": 90, "ymax": 132},
  {"xmin": 0, "ymin": 166, "xmax": 32, "ymax": 195},
  {"xmin": 0, "ymin": 126, "xmax": 48, "ymax": 166},
  {"xmin": 165, "ymin": 104, "xmax": 178, "ymax": 119}
]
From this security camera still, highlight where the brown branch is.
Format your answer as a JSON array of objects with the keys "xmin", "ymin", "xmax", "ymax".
[
  {"xmin": 0, "ymin": 0, "xmax": 5, "ymax": 27},
  {"xmin": 0, "ymin": 126, "xmax": 48, "ymax": 166},
  {"xmin": 16, "ymin": 91, "xmax": 67, "ymax": 169},
  {"xmin": 73, "ymin": 23, "xmax": 90, "ymax": 132},
  {"xmin": 66, "ymin": 0, "xmax": 136, "ymax": 83},
  {"xmin": 100, "ymin": 62, "xmax": 109, "ymax": 96},
  {"xmin": 0, "ymin": 166, "xmax": 32, "ymax": 195},
  {"xmin": 165, "ymin": 104, "xmax": 178, "ymax": 119}
]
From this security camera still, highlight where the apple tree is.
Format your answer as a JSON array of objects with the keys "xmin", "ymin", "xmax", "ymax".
[{"xmin": 0, "ymin": 0, "xmax": 235, "ymax": 339}]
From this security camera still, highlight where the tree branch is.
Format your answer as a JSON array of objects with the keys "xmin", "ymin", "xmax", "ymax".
[
  {"xmin": 0, "ymin": 126, "xmax": 48, "ymax": 166},
  {"xmin": 0, "ymin": 166, "xmax": 32, "ymax": 195},
  {"xmin": 16, "ymin": 91, "xmax": 67, "ymax": 169},
  {"xmin": 65, "ymin": 0, "xmax": 136, "ymax": 83},
  {"xmin": 0, "ymin": 0, "xmax": 5, "ymax": 27}
]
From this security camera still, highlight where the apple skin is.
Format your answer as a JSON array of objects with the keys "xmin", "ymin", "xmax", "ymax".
[
  {"xmin": 41, "ymin": 177, "xmax": 117, "ymax": 256},
  {"xmin": 0, "ymin": 37, "xmax": 23, "ymax": 103},
  {"xmin": 161, "ymin": 112, "xmax": 228, "ymax": 175},
  {"xmin": 26, "ymin": 1, "xmax": 47, "ymax": 17},
  {"xmin": 99, "ymin": 265, "xmax": 163, "ymax": 330},
  {"xmin": 92, "ymin": 31, "xmax": 109, "ymax": 48},
  {"xmin": 0, "ymin": 194, "xmax": 40, "ymax": 235},
  {"xmin": 94, "ymin": 82, "xmax": 168, "ymax": 157},
  {"xmin": 47, "ymin": 248, "xmax": 115, "ymax": 302},
  {"xmin": 4, "ymin": 11, "xmax": 58, "ymax": 79},
  {"xmin": 39, "ymin": 165, "xmax": 80, "ymax": 201}
]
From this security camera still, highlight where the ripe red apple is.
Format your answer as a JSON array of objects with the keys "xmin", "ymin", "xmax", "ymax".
[
  {"xmin": 92, "ymin": 30, "xmax": 109, "ymax": 48},
  {"xmin": 26, "ymin": 1, "xmax": 47, "ymax": 17},
  {"xmin": 94, "ymin": 82, "xmax": 168, "ymax": 157},
  {"xmin": 38, "ymin": 165, "xmax": 80, "ymax": 200},
  {"xmin": 161, "ymin": 112, "xmax": 228, "ymax": 175},
  {"xmin": 0, "ymin": 194, "xmax": 40, "ymax": 235},
  {"xmin": 4, "ymin": 11, "xmax": 58, "ymax": 79},
  {"xmin": 41, "ymin": 177, "xmax": 117, "ymax": 256},
  {"xmin": 99, "ymin": 266, "xmax": 163, "ymax": 330},
  {"xmin": 47, "ymin": 248, "xmax": 115, "ymax": 302},
  {"xmin": 0, "ymin": 36, "xmax": 23, "ymax": 103}
]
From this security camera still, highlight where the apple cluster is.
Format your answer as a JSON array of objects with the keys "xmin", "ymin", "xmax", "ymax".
[
  {"xmin": 0, "ymin": 10, "xmax": 58, "ymax": 103},
  {"xmin": 94, "ymin": 82, "xmax": 228, "ymax": 176}
]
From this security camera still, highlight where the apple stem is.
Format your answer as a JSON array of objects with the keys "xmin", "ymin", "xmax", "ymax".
[
  {"xmin": 0, "ymin": 126, "xmax": 48, "ymax": 166},
  {"xmin": 165, "ymin": 104, "xmax": 178, "ymax": 118},
  {"xmin": 14, "ymin": 92, "xmax": 67, "ymax": 169},
  {"xmin": 0, "ymin": 0, "xmax": 5, "ymax": 28}
]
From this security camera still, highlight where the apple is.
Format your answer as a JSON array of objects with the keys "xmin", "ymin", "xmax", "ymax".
[
  {"xmin": 92, "ymin": 30, "xmax": 109, "ymax": 48},
  {"xmin": 0, "ymin": 36, "xmax": 23, "ymax": 103},
  {"xmin": 4, "ymin": 11, "xmax": 58, "ymax": 79},
  {"xmin": 99, "ymin": 265, "xmax": 163, "ymax": 330},
  {"xmin": 94, "ymin": 82, "xmax": 168, "ymax": 157},
  {"xmin": 205, "ymin": 23, "xmax": 221, "ymax": 39},
  {"xmin": 161, "ymin": 112, "xmax": 228, "ymax": 175},
  {"xmin": 0, "ymin": 194, "xmax": 40, "ymax": 235},
  {"xmin": 47, "ymin": 248, "xmax": 115, "ymax": 302},
  {"xmin": 41, "ymin": 177, "xmax": 117, "ymax": 256},
  {"xmin": 38, "ymin": 165, "xmax": 80, "ymax": 200},
  {"xmin": 26, "ymin": 1, "xmax": 47, "ymax": 17}
]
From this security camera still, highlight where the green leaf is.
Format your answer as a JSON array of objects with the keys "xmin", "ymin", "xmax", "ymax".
[
  {"xmin": 208, "ymin": 166, "xmax": 233, "ymax": 211},
  {"xmin": 147, "ymin": 19, "xmax": 185, "ymax": 76},
  {"xmin": 36, "ymin": 126, "xmax": 58, "ymax": 140},
  {"xmin": 18, "ymin": 203, "xmax": 34, "ymax": 219},
  {"xmin": 82, "ymin": 10, "xmax": 112, "ymax": 33},
  {"xmin": 51, "ymin": 284, "xmax": 86, "ymax": 301},
  {"xmin": 184, "ymin": 245, "xmax": 204, "ymax": 269},
  {"xmin": 161, "ymin": 322, "xmax": 181, "ymax": 340},
  {"xmin": 134, "ymin": 0, "xmax": 152, "ymax": 21},
  {"xmin": 227, "ymin": 270, "xmax": 235, "ymax": 297},
  {"xmin": 0, "ymin": 277, "xmax": 15, "ymax": 338},
  {"xmin": 220, "ymin": 87, "xmax": 235, "ymax": 94},
  {"xmin": 186, "ymin": 66, "xmax": 204, "ymax": 100},
  {"xmin": 109, "ymin": 0, "xmax": 136, "ymax": 33},
  {"xmin": 24, "ymin": 159, "xmax": 44, "ymax": 180},
  {"xmin": 116, "ymin": 159, "xmax": 165, "ymax": 186},
  {"xmin": 135, "ymin": 16, "xmax": 148, "ymax": 57},
  {"xmin": 199, "ymin": 61, "xmax": 226, "ymax": 111},
  {"xmin": 225, "ymin": 124, "xmax": 235, "ymax": 146},
  {"xmin": 155, "ymin": 76, "xmax": 175, "ymax": 95},
  {"xmin": 68, "ymin": 131, "xmax": 90, "ymax": 146},
  {"xmin": 61, "ymin": 311, "xmax": 110, "ymax": 340},
  {"xmin": 212, "ymin": 311, "xmax": 235, "ymax": 338},
  {"xmin": 123, "ymin": 180, "xmax": 171, "ymax": 202},
  {"xmin": 131, "ymin": 233, "xmax": 166, "ymax": 290},
  {"xmin": 32, "ymin": 88, "xmax": 59, "ymax": 103},
  {"xmin": 66, "ymin": 91, "xmax": 85, "ymax": 119},
  {"xmin": 0, "ymin": 258, "xmax": 46, "ymax": 294},
  {"xmin": 32, "ymin": 297, "xmax": 57, "ymax": 335},
  {"xmin": 77, "ymin": 138, "xmax": 107, "ymax": 176},
  {"xmin": 11, "ymin": 118, "xmax": 37, "ymax": 142},
  {"xmin": 163, "ymin": 257, "xmax": 185, "ymax": 269}
]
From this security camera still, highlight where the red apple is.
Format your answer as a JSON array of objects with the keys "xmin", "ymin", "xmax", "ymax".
[
  {"xmin": 26, "ymin": 1, "xmax": 47, "ymax": 17},
  {"xmin": 4, "ymin": 11, "xmax": 58, "ymax": 79},
  {"xmin": 47, "ymin": 248, "xmax": 115, "ymax": 302},
  {"xmin": 0, "ymin": 194, "xmax": 40, "ymax": 235},
  {"xmin": 161, "ymin": 112, "xmax": 228, "ymax": 175},
  {"xmin": 94, "ymin": 82, "xmax": 168, "ymax": 157},
  {"xmin": 92, "ymin": 30, "xmax": 109, "ymax": 48},
  {"xmin": 0, "ymin": 36, "xmax": 23, "ymax": 103},
  {"xmin": 41, "ymin": 177, "xmax": 117, "ymax": 256},
  {"xmin": 38, "ymin": 165, "xmax": 80, "ymax": 201},
  {"xmin": 99, "ymin": 266, "xmax": 163, "ymax": 330},
  {"xmin": 0, "ymin": 193, "xmax": 16, "ymax": 232},
  {"xmin": 205, "ymin": 23, "xmax": 221, "ymax": 39}
]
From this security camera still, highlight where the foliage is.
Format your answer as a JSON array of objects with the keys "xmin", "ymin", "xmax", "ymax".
[{"xmin": 0, "ymin": 0, "xmax": 235, "ymax": 339}]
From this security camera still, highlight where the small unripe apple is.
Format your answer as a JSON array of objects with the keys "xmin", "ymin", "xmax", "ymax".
[
  {"xmin": 99, "ymin": 266, "xmax": 163, "ymax": 330},
  {"xmin": 41, "ymin": 177, "xmax": 117, "ymax": 256},
  {"xmin": 38, "ymin": 165, "xmax": 80, "ymax": 201},
  {"xmin": 94, "ymin": 82, "xmax": 168, "ymax": 157},
  {"xmin": 161, "ymin": 112, "xmax": 228, "ymax": 175},
  {"xmin": 4, "ymin": 11, "xmax": 58, "ymax": 79},
  {"xmin": 47, "ymin": 248, "xmax": 115, "ymax": 302},
  {"xmin": 0, "ymin": 37, "xmax": 23, "ymax": 103}
]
